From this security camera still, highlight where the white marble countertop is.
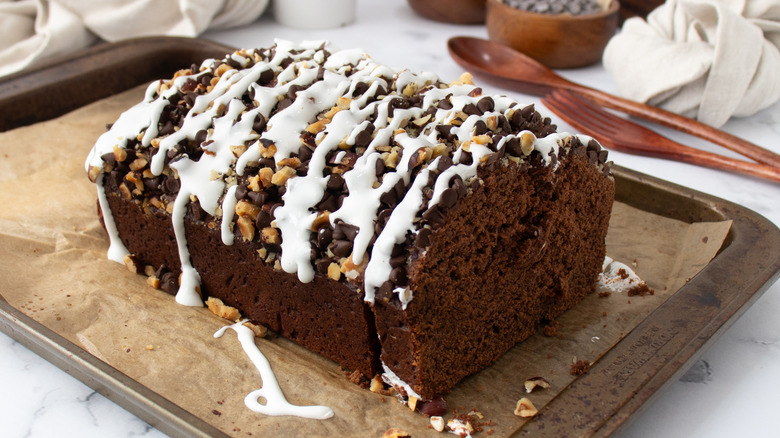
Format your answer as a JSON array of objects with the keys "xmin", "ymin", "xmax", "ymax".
[{"xmin": 2, "ymin": 1, "xmax": 779, "ymax": 436}]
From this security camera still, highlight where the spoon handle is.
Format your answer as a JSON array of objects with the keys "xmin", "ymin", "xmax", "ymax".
[{"xmin": 574, "ymin": 86, "xmax": 780, "ymax": 169}]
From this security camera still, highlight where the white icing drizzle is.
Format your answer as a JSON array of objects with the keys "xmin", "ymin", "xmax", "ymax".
[
  {"xmin": 214, "ymin": 321, "xmax": 334, "ymax": 419},
  {"xmin": 596, "ymin": 256, "xmax": 649, "ymax": 294},
  {"xmin": 86, "ymin": 40, "xmax": 603, "ymax": 309},
  {"xmin": 381, "ymin": 362, "xmax": 422, "ymax": 401},
  {"xmin": 95, "ymin": 177, "xmax": 130, "ymax": 263}
]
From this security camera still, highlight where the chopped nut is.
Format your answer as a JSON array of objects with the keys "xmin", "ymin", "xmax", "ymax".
[
  {"xmin": 369, "ymin": 375, "xmax": 384, "ymax": 393},
  {"xmin": 257, "ymin": 167, "xmax": 274, "ymax": 188},
  {"xmin": 113, "ymin": 145, "xmax": 127, "ymax": 162},
  {"xmin": 215, "ymin": 63, "xmax": 232, "ymax": 77},
  {"xmin": 520, "ymin": 132, "xmax": 536, "ymax": 155},
  {"xmin": 87, "ymin": 165, "xmax": 101, "ymax": 183},
  {"xmin": 118, "ymin": 183, "xmax": 132, "ymax": 200},
  {"xmin": 242, "ymin": 321, "xmax": 268, "ymax": 338},
  {"xmin": 258, "ymin": 142, "xmax": 277, "ymax": 159},
  {"xmin": 271, "ymin": 166, "xmax": 297, "ymax": 186},
  {"xmin": 432, "ymin": 143, "xmax": 447, "ymax": 158},
  {"xmin": 514, "ymin": 397, "xmax": 538, "ymax": 417},
  {"xmin": 524, "ymin": 377, "xmax": 551, "ymax": 393},
  {"xmin": 311, "ymin": 211, "xmax": 330, "ymax": 230},
  {"xmin": 451, "ymin": 72, "xmax": 474, "ymax": 86},
  {"xmin": 146, "ymin": 275, "xmax": 160, "ymax": 289},
  {"xmin": 122, "ymin": 254, "xmax": 141, "ymax": 274},
  {"xmin": 235, "ymin": 199, "xmax": 261, "ymax": 221},
  {"xmin": 237, "ymin": 216, "xmax": 255, "ymax": 241},
  {"xmin": 128, "ymin": 157, "xmax": 148, "ymax": 171},
  {"xmin": 430, "ymin": 416, "xmax": 445, "ymax": 432},
  {"xmin": 277, "ymin": 157, "xmax": 301, "ymax": 168},
  {"xmin": 306, "ymin": 118, "xmax": 329, "ymax": 134},
  {"xmin": 230, "ymin": 144, "xmax": 247, "ymax": 157},
  {"xmin": 143, "ymin": 265, "xmax": 157, "ymax": 277},
  {"xmin": 340, "ymin": 253, "xmax": 367, "ymax": 280},
  {"xmin": 327, "ymin": 262, "xmax": 341, "ymax": 281},
  {"xmin": 261, "ymin": 227, "xmax": 281, "ymax": 245},
  {"xmin": 172, "ymin": 68, "xmax": 192, "ymax": 80},
  {"xmin": 206, "ymin": 296, "xmax": 241, "ymax": 322},
  {"xmin": 382, "ymin": 428, "xmax": 411, "ymax": 438},
  {"xmin": 408, "ymin": 395, "xmax": 418, "ymax": 412},
  {"xmin": 472, "ymin": 134, "xmax": 492, "ymax": 145}
]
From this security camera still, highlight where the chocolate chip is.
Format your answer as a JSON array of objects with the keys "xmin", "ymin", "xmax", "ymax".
[
  {"xmin": 390, "ymin": 266, "xmax": 407, "ymax": 286},
  {"xmin": 376, "ymin": 281, "xmax": 394, "ymax": 302},
  {"xmin": 416, "ymin": 227, "xmax": 432, "ymax": 248},
  {"xmin": 334, "ymin": 221, "xmax": 359, "ymax": 241},
  {"xmin": 418, "ymin": 397, "xmax": 448, "ymax": 417},
  {"xmin": 163, "ymin": 176, "xmax": 180, "ymax": 194},
  {"xmin": 160, "ymin": 272, "xmax": 179, "ymax": 294},
  {"xmin": 477, "ymin": 96, "xmax": 495, "ymax": 113},
  {"xmin": 331, "ymin": 239, "xmax": 352, "ymax": 258},
  {"xmin": 235, "ymin": 184, "xmax": 248, "ymax": 200},
  {"xmin": 317, "ymin": 227, "xmax": 333, "ymax": 248},
  {"xmin": 253, "ymin": 114, "xmax": 267, "ymax": 133},
  {"xmin": 327, "ymin": 173, "xmax": 345, "ymax": 191},
  {"xmin": 440, "ymin": 188, "xmax": 457, "ymax": 208},
  {"xmin": 255, "ymin": 210, "xmax": 272, "ymax": 228},
  {"xmin": 437, "ymin": 98, "xmax": 453, "ymax": 110},
  {"xmin": 436, "ymin": 155, "xmax": 453, "ymax": 173},
  {"xmin": 247, "ymin": 190, "xmax": 268, "ymax": 206},
  {"xmin": 375, "ymin": 158, "xmax": 386, "ymax": 176},
  {"xmin": 315, "ymin": 258, "xmax": 331, "ymax": 275}
]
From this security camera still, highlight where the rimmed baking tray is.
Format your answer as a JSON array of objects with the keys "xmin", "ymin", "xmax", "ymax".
[{"xmin": 1, "ymin": 37, "xmax": 779, "ymax": 437}]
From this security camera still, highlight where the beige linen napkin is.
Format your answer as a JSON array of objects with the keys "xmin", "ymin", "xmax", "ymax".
[
  {"xmin": 0, "ymin": 0, "xmax": 269, "ymax": 77},
  {"xmin": 603, "ymin": 0, "xmax": 780, "ymax": 127}
]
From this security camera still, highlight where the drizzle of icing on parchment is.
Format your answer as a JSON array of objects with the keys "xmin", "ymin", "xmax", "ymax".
[{"xmin": 214, "ymin": 321, "xmax": 334, "ymax": 419}]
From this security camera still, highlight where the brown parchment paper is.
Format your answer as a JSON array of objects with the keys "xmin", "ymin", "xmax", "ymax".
[{"xmin": 0, "ymin": 86, "xmax": 732, "ymax": 437}]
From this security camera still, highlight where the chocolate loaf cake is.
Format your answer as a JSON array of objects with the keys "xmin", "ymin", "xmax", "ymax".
[{"xmin": 85, "ymin": 40, "xmax": 614, "ymax": 403}]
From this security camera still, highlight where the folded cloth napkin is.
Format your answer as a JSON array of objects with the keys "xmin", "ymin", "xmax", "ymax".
[
  {"xmin": 603, "ymin": 0, "xmax": 780, "ymax": 127},
  {"xmin": 0, "ymin": 0, "xmax": 269, "ymax": 78}
]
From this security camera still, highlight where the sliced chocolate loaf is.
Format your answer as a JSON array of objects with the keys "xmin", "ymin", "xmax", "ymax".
[{"xmin": 86, "ymin": 40, "xmax": 614, "ymax": 402}]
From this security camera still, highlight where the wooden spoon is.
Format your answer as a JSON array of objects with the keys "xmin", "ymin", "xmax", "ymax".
[{"xmin": 447, "ymin": 36, "xmax": 780, "ymax": 168}]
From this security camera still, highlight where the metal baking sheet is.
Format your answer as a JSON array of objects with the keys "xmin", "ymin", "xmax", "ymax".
[{"xmin": 1, "ymin": 37, "xmax": 779, "ymax": 437}]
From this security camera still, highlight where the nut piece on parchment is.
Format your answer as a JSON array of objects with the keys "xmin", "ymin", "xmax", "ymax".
[
  {"xmin": 382, "ymin": 428, "xmax": 411, "ymax": 438},
  {"xmin": 514, "ymin": 397, "xmax": 538, "ymax": 418},
  {"xmin": 430, "ymin": 415, "xmax": 445, "ymax": 432},
  {"xmin": 205, "ymin": 296, "xmax": 241, "ymax": 322},
  {"xmin": 524, "ymin": 376, "xmax": 551, "ymax": 393}
]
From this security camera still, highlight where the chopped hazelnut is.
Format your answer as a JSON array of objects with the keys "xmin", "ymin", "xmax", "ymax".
[
  {"xmin": 524, "ymin": 377, "xmax": 551, "ymax": 393},
  {"xmin": 327, "ymin": 262, "xmax": 341, "ymax": 281},
  {"xmin": 514, "ymin": 397, "xmax": 538, "ymax": 417},
  {"xmin": 430, "ymin": 416, "xmax": 445, "ymax": 432},
  {"xmin": 381, "ymin": 428, "xmax": 411, "ymax": 438},
  {"xmin": 261, "ymin": 227, "xmax": 281, "ymax": 245},
  {"xmin": 408, "ymin": 395, "xmax": 418, "ymax": 412},
  {"xmin": 229, "ymin": 144, "xmax": 247, "ymax": 158},
  {"xmin": 369, "ymin": 375, "xmax": 384, "ymax": 393},
  {"xmin": 146, "ymin": 275, "xmax": 160, "ymax": 289},
  {"xmin": 235, "ymin": 199, "xmax": 261, "ymax": 221},
  {"xmin": 271, "ymin": 166, "xmax": 297, "ymax": 186},
  {"xmin": 122, "ymin": 254, "xmax": 141, "ymax": 274},
  {"xmin": 112, "ymin": 145, "xmax": 127, "ymax": 162},
  {"xmin": 258, "ymin": 167, "xmax": 274, "ymax": 188},
  {"xmin": 128, "ymin": 157, "xmax": 148, "ymax": 171},
  {"xmin": 451, "ymin": 72, "xmax": 474, "ymax": 86},
  {"xmin": 237, "ymin": 216, "xmax": 255, "ymax": 241},
  {"xmin": 242, "ymin": 321, "xmax": 268, "ymax": 338},
  {"xmin": 520, "ymin": 132, "xmax": 536, "ymax": 155},
  {"xmin": 277, "ymin": 157, "xmax": 301, "ymax": 168},
  {"xmin": 206, "ymin": 297, "xmax": 241, "ymax": 322}
]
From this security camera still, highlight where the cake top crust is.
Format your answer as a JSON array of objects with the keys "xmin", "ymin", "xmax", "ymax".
[{"xmin": 86, "ymin": 40, "xmax": 611, "ymax": 307}]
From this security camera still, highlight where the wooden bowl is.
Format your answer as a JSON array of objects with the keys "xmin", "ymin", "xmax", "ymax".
[
  {"xmin": 407, "ymin": 0, "xmax": 487, "ymax": 24},
  {"xmin": 486, "ymin": 0, "xmax": 620, "ymax": 69}
]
